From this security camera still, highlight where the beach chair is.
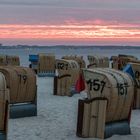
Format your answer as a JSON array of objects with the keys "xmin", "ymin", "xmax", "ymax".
[
  {"xmin": 0, "ymin": 66, "xmax": 37, "ymax": 118},
  {"xmin": 6, "ymin": 55, "xmax": 20, "ymax": 66},
  {"xmin": 0, "ymin": 55, "xmax": 7, "ymax": 66},
  {"xmin": 124, "ymin": 63, "xmax": 140, "ymax": 109},
  {"xmin": 87, "ymin": 55, "xmax": 109, "ymax": 68},
  {"xmin": 38, "ymin": 53, "xmax": 55, "ymax": 77},
  {"xmin": 76, "ymin": 68, "xmax": 134, "ymax": 139},
  {"xmin": 54, "ymin": 59, "xmax": 80, "ymax": 96},
  {"xmin": 111, "ymin": 54, "xmax": 138, "ymax": 70},
  {"xmin": 29, "ymin": 54, "xmax": 38, "ymax": 73},
  {"xmin": 62, "ymin": 55, "xmax": 86, "ymax": 68},
  {"xmin": 0, "ymin": 72, "xmax": 9, "ymax": 140}
]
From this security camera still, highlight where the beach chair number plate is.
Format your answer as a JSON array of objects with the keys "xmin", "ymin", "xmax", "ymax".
[
  {"xmin": 117, "ymin": 83, "xmax": 127, "ymax": 96},
  {"xmin": 56, "ymin": 63, "xmax": 69, "ymax": 70},
  {"xmin": 86, "ymin": 79, "xmax": 106, "ymax": 93},
  {"xmin": 86, "ymin": 79, "xmax": 128, "ymax": 96},
  {"xmin": 18, "ymin": 74, "xmax": 27, "ymax": 84}
]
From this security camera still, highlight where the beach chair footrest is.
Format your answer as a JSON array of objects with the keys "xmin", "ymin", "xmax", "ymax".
[
  {"xmin": 0, "ymin": 131, "xmax": 6, "ymax": 140},
  {"xmin": 38, "ymin": 73, "xmax": 55, "ymax": 77},
  {"xmin": 10, "ymin": 103, "xmax": 37, "ymax": 119},
  {"xmin": 105, "ymin": 120, "xmax": 130, "ymax": 138}
]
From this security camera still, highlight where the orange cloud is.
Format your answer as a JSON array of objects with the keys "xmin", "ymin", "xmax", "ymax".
[{"xmin": 0, "ymin": 23, "xmax": 140, "ymax": 43}]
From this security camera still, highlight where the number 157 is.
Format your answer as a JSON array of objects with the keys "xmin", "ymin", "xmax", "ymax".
[{"xmin": 86, "ymin": 79, "xmax": 106, "ymax": 93}]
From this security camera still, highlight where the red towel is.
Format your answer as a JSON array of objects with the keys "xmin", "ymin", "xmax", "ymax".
[{"xmin": 75, "ymin": 73, "xmax": 85, "ymax": 93}]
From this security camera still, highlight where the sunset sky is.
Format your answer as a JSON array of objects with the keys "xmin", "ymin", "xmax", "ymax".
[{"xmin": 0, "ymin": 0, "xmax": 140, "ymax": 46}]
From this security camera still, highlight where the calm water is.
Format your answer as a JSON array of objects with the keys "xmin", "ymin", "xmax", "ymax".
[{"xmin": 0, "ymin": 47, "xmax": 140, "ymax": 66}]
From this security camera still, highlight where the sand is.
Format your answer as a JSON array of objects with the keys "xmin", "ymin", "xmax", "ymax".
[{"xmin": 8, "ymin": 77, "xmax": 140, "ymax": 140}]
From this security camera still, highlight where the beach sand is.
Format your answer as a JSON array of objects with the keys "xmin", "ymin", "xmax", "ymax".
[{"xmin": 8, "ymin": 77, "xmax": 140, "ymax": 140}]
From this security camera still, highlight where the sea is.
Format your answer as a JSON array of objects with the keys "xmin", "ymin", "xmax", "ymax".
[{"xmin": 0, "ymin": 46, "xmax": 140, "ymax": 66}]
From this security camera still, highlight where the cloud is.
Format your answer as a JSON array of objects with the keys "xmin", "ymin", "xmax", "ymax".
[
  {"xmin": 0, "ymin": 0, "xmax": 139, "ymax": 10},
  {"xmin": 0, "ymin": 0, "xmax": 139, "ymax": 25},
  {"xmin": 0, "ymin": 4, "xmax": 139, "ymax": 25},
  {"xmin": 0, "ymin": 22, "xmax": 139, "ymax": 41}
]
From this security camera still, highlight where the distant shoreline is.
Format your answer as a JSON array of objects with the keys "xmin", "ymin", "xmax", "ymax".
[{"xmin": 0, "ymin": 45, "xmax": 140, "ymax": 50}]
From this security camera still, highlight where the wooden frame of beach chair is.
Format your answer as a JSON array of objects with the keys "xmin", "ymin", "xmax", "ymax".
[
  {"xmin": 0, "ymin": 72, "xmax": 10, "ymax": 140},
  {"xmin": 0, "ymin": 66, "xmax": 37, "ymax": 119},
  {"xmin": 54, "ymin": 59, "xmax": 80, "ymax": 96},
  {"xmin": 76, "ymin": 68, "xmax": 134, "ymax": 139}
]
